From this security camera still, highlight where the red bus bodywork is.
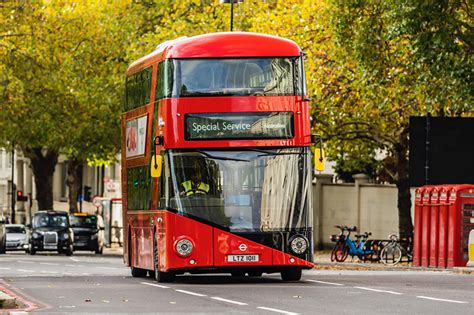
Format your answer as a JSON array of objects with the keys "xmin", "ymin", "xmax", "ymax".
[{"xmin": 122, "ymin": 33, "xmax": 313, "ymax": 281}]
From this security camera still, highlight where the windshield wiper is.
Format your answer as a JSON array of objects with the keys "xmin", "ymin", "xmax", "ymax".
[
  {"xmin": 196, "ymin": 150, "xmax": 250, "ymax": 162},
  {"xmin": 246, "ymin": 148, "xmax": 306, "ymax": 157}
]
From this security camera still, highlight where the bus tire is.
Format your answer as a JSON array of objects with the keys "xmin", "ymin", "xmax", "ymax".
[
  {"xmin": 281, "ymin": 269, "xmax": 302, "ymax": 281},
  {"xmin": 131, "ymin": 266, "xmax": 148, "ymax": 278},
  {"xmin": 248, "ymin": 271, "xmax": 262, "ymax": 277},
  {"xmin": 231, "ymin": 271, "xmax": 245, "ymax": 278},
  {"xmin": 154, "ymin": 237, "xmax": 175, "ymax": 283}
]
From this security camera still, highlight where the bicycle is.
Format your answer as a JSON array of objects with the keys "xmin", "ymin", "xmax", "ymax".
[
  {"xmin": 330, "ymin": 226, "xmax": 374, "ymax": 262},
  {"xmin": 380, "ymin": 234, "xmax": 412, "ymax": 265}
]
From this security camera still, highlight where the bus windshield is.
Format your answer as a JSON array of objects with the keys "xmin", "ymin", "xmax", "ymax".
[
  {"xmin": 172, "ymin": 58, "xmax": 297, "ymax": 97},
  {"xmin": 168, "ymin": 148, "xmax": 312, "ymax": 232}
]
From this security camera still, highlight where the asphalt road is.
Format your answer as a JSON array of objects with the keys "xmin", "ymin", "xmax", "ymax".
[{"xmin": 1, "ymin": 252, "xmax": 473, "ymax": 314}]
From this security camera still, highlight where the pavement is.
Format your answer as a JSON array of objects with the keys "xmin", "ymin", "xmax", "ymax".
[
  {"xmin": 1, "ymin": 250, "xmax": 473, "ymax": 313},
  {"xmin": 313, "ymin": 250, "xmax": 474, "ymax": 274}
]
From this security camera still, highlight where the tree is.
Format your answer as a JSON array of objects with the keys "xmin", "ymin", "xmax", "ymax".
[
  {"xmin": 0, "ymin": 1, "xmax": 131, "ymax": 211},
  {"xmin": 318, "ymin": 0, "xmax": 473, "ymax": 238}
]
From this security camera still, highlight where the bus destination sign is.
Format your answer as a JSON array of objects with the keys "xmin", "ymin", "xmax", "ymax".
[{"xmin": 185, "ymin": 112, "xmax": 294, "ymax": 140}]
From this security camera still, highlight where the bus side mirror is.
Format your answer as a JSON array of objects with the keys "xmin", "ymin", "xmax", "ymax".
[
  {"xmin": 311, "ymin": 134, "xmax": 325, "ymax": 172},
  {"xmin": 151, "ymin": 155, "xmax": 163, "ymax": 178},
  {"xmin": 314, "ymin": 147, "xmax": 325, "ymax": 172}
]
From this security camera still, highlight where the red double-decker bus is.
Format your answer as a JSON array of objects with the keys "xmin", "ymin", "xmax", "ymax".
[{"xmin": 121, "ymin": 32, "xmax": 317, "ymax": 282}]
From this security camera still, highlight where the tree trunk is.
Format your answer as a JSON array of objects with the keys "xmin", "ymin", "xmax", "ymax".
[
  {"xmin": 66, "ymin": 157, "xmax": 83, "ymax": 213},
  {"xmin": 23, "ymin": 148, "xmax": 58, "ymax": 210},
  {"xmin": 394, "ymin": 129, "xmax": 414, "ymax": 240}
]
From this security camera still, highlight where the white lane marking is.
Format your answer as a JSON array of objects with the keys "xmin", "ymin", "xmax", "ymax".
[
  {"xmin": 355, "ymin": 287, "xmax": 403, "ymax": 295},
  {"xmin": 40, "ymin": 271, "xmax": 58, "ymax": 274},
  {"xmin": 175, "ymin": 289, "xmax": 206, "ymax": 297},
  {"xmin": 211, "ymin": 297, "xmax": 248, "ymax": 305},
  {"xmin": 307, "ymin": 279, "xmax": 344, "ymax": 286},
  {"xmin": 17, "ymin": 269, "xmax": 35, "ymax": 272},
  {"xmin": 17, "ymin": 260, "xmax": 34, "ymax": 264},
  {"xmin": 141, "ymin": 282, "xmax": 170, "ymax": 289},
  {"xmin": 69, "ymin": 257, "xmax": 80, "ymax": 262},
  {"xmin": 417, "ymin": 296, "xmax": 468, "ymax": 304},
  {"xmin": 0, "ymin": 267, "xmax": 11, "ymax": 270},
  {"xmin": 257, "ymin": 306, "xmax": 298, "ymax": 314},
  {"xmin": 40, "ymin": 262, "xmax": 59, "ymax": 266},
  {"xmin": 65, "ymin": 264, "xmax": 76, "ymax": 267}
]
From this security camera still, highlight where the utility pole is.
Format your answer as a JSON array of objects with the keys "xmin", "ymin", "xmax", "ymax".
[
  {"xmin": 220, "ymin": 0, "xmax": 243, "ymax": 32},
  {"xmin": 11, "ymin": 146, "xmax": 15, "ymax": 223}
]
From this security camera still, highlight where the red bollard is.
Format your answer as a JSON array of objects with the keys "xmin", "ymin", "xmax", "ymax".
[
  {"xmin": 429, "ymin": 186, "xmax": 440, "ymax": 267},
  {"xmin": 412, "ymin": 187, "xmax": 424, "ymax": 266},
  {"xmin": 421, "ymin": 186, "xmax": 434, "ymax": 267}
]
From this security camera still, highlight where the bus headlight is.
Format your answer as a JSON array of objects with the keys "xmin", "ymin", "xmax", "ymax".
[
  {"xmin": 62, "ymin": 233, "xmax": 69, "ymax": 239},
  {"xmin": 175, "ymin": 239, "xmax": 193, "ymax": 257},
  {"xmin": 289, "ymin": 235, "xmax": 308, "ymax": 255}
]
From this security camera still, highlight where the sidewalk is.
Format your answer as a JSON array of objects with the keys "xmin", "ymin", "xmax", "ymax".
[
  {"xmin": 103, "ymin": 244, "xmax": 123, "ymax": 257},
  {"xmin": 313, "ymin": 250, "xmax": 474, "ymax": 274}
]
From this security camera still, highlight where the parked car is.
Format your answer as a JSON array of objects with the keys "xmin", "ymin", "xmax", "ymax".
[
  {"xmin": 0, "ymin": 217, "xmax": 5, "ymax": 254},
  {"xmin": 29, "ymin": 211, "xmax": 74, "ymax": 256},
  {"xmin": 5, "ymin": 224, "xmax": 29, "ymax": 252},
  {"xmin": 69, "ymin": 213, "xmax": 105, "ymax": 254}
]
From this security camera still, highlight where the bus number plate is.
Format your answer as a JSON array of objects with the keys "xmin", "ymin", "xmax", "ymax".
[{"xmin": 227, "ymin": 255, "xmax": 259, "ymax": 262}]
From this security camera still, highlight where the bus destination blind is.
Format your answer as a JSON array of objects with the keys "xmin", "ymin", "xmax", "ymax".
[{"xmin": 185, "ymin": 112, "xmax": 294, "ymax": 140}]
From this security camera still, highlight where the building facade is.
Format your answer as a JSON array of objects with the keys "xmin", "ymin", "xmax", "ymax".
[{"xmin": 0, "ymin": 148, "xmax": 121, "ymax": 224}]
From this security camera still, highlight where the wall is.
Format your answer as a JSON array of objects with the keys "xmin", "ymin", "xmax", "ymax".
[{"xmin": 314, "ymin": 174, "xmax": 415, "ymax": 249}]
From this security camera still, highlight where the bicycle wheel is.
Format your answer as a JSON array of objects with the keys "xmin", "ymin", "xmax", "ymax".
[
  {"xmin": 380, "ymin": 244, "xmax": 402, "ymax": 265},
  {"xmin": 330, "ymin": 245, "xmax": 337, "ymax": 262},
  {"xmin": 334, "ymin": 243, "xmax": 349, "ymax": 262}
]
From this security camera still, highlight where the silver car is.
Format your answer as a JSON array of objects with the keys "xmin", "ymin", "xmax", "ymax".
[{"xmin": 6, "ymin": 224, "xmax": 29, "ymax": 252}]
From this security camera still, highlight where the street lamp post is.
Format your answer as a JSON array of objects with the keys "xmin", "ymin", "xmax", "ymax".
[{"xmin": 220, "ymin": 0, "xmax": 243, "ymax": 32}]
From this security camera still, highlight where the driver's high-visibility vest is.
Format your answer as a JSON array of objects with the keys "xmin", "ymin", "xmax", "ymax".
[{"xmin": 181, "ymin": 181, "xmax": 209, "ymax": 196}]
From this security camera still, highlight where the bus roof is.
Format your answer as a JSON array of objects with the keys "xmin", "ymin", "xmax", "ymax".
[{"xmin": 127, "ymin": 32, "xmax": 301, "ymax": 75}]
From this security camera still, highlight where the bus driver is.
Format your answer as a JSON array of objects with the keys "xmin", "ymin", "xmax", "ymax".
[{"xmin": 180, "ymin": 171, "xmax": 210, "ymax": 196}]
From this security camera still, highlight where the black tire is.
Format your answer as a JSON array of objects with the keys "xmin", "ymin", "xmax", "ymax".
[
  {"xmin": 248, "ymin": 271, "xmax": 263, "ymax": 277},
  {"xmin": 281, "ymin": 269, "xmax": 302, "ymax": 281},
  {"xmin": 153, "ymin": 235, "xmax": 175, "ymax": 282},
  {"xmin": 131, "ymin": 266, "xmax": 148, "ymax": 277},
  {"xmin": 95, "ymin": 245, "xmax": 103, "ymax": 255},
  {"xmin": 0, "ymin": 237, "xmax": 5, "ymax": 254},
  {"xmin": 381, "ymin": 244, "xmax": 402, "ymax": 265},
  {"xmin": 334, "ymin": 243, "xmax": 349, "ymax": 262},
  {"xmin": 65, "ymin": 244, "xmax": 73, "ymax": 256},
  {"xmin": 231, "ymin": 271, "xmax": 246, "ymax": 278}
]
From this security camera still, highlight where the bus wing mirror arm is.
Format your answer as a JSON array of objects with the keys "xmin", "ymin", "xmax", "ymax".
[{"xmin": 151, "ymin": 136, "xmax": 164, "ymax": 178}]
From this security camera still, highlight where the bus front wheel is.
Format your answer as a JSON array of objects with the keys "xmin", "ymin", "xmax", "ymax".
[
  {"xmin": 281, "ymin": 269, "xmax": 302, "ymax": 281},
  {"xmin": 154, "ymin": 238, "xmax": 175, "ymax": 283}
]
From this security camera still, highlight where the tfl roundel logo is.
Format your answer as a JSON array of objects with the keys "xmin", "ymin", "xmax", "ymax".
[{"xmin": 239, "ymin": 243, "xmax": 248, "ymax": 252}]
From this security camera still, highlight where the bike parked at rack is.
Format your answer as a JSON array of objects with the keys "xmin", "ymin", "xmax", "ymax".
[
  {"xmin": 380, "ymin": 234, "xmax": 413, "ymax": 265},
  {"xmin": 330, "ymin": 225, "xmax": 375, "ymax": 262}
]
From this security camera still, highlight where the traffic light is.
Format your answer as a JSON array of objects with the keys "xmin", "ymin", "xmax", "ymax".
[
  {"xmin": 16, "ymin": 190, "xmax": 28, "ymax": 202},
  {"xmin": 84, "ymin": 186, "xmax": 92, "ymax": 202}
]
